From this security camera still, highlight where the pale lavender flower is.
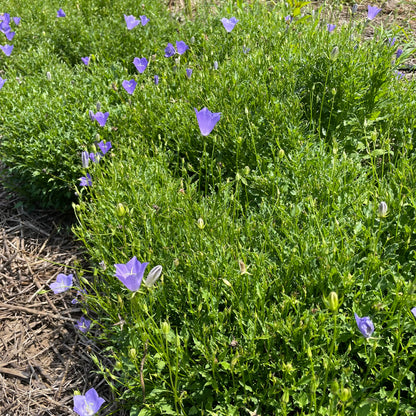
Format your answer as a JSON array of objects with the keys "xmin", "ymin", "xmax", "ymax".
[
  {"xmin": 50, "ymin": 273, "xmax": 73, "ymax": 294},
  {"xmin": 396, "ymin": 48, "xmax": 403, "ymax": 59},
  {"xmin": 164, "ymin": 42, "xmax": 175, "ymax": 58},
  {"xmin": 0, "ymin": 13, "xmax": 10, "ymax": 24},
  {"xmin": 114, "ymin": 256, "xmax": 149, "ymax": 291},
  {"xmin": 4, "ymin": 30, "xmax": 15, "ymax": 41},
  {"xmin": 221, "ymin": 17, "xmax": 239, "ymax": 32},
  {"xmin": 57, "ymin": 8, "xmax": 66, "ymax": 18},
  {"xmin": 122, "ymin": 79, "xmax": 137, "ymax": 95},
  {"xmin": 176, "ymin": 40, "xmax": 189, "ymax": 55},
  {"xmin": 13, "ymin": 17, "xmax": 21, "ymax": 26},
  {"xmin": 388, "ymin": 37, "xmax": 396, "ymax": 47},
  {"xmin": 0, "ymin": 77, "xmax": 6, "ymax": 89},
  {"xmin": 79, "ymin": 173, "xmax": 92, "ymax": 187},
  {"xmin": 89, "ymin": 152, "xmax": 99, "ymax": 163},
  {"xmin": 354, "ymin": 312, "xmax": 374, "ymax": 338},
  {"xmin": 91, "ymin": 111, "xmax": 109, "ymax": 127},
  {"xmin": 411, "ymin": 307, "xmax": 416, "ymax": 318},
  {"xmin": 75, "ymin": 316, "xmax": 91, "ymax": 333},
  {"xmin": 194, "ymin": 107, "xmax": 221, "ymax": 136},
  {"xmin": 0, "ymin": 21, "xmax": 10, "ymax": 33},
  {"xmin": 140, "ymin": 15, "xmax": 149, "ymax": 26},
  {"xmin": 351, "ymin": 4, "xmax": 358, "ymax": 14},
  {"xmin": 154, "ymin": 75, "xmax": 159, "ymax": 85},
  {"xmin": 243, "ymin": 46, "xmax": 250, "ymax": 54},
  {"xmin": 97, "ymin": 140, "xmax": 111, "ymax": 155},
  {"xmin": 213, "ymin": 61, "xmax": 218, "ymax": 70},
  {"xmin": 285, "ymin": 15, "xmax": 292, "ymax": 23},
  {"xmin": 367, "ymin": 5, "xmax": 381, "ymax": 20},
  {"xmin": 395, "ymin": 70, "xmax": 404, "ymax": 80},
  {"xmin": 0, "ymin": 44, "xmax": 13, "ymax": 56},
  {"xmin": 73, "ymin": 388, "xmax": 105, "ymax": 416},
  {"xmin": 133, "ymin": 57, "xmax": 148, "ymax": 73},
  {"xmin": 327, "ymin": 24, "xmax": 336, "ymax": 33},
  {"xmin": 124, "ymin": 14, "xmax": 140, "ymax": 30},
  {"xmin": 81, "ymin": 151, "xmax": 89, "ymax": 168},
  {"xmin": 81, "ymin": 56, "xmax": 90, "ymax": 66},
  {"xmin": 186, "ymin": 68, "xmax": 193, "ymax": 78}
]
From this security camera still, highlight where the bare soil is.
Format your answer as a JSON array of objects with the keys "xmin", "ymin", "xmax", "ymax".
[{"xmin": 0, "ymin": 185, "xmax": 121, "ymax": 415}]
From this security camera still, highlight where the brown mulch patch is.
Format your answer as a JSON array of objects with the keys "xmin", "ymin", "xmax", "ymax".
[{"xmin": 0, "ymin": 185, "xmax": 122, "ymax": 415}]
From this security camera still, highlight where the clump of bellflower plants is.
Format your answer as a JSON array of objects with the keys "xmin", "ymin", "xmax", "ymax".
[{"xmin": 2, "ymin": 0, "xmax": 416, "ymax": 414}]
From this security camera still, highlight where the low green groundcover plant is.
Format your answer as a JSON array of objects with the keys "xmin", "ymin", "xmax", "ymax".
[{"xmin": 2, "ymin": 0, "xmax": 416, "ymax": 414}]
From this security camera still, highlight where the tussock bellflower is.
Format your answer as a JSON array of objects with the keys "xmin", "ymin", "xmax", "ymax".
[
  {"xmin": 114, "ymin": 256, "xmax": 149, "ymax": 291},
  {"xmin": 221, "ymin": 17, "xmax": 239, "ymax": 32},
  {"xmin": 50, "ymin": 273, "xmax": 73, "ymax": 294},
  {"xmin": 73, "ymin": 388, "xmax": 105, "ymax": 416},
  {"xmin": 122, "ymin": 79, "xmax": 137, "ymax": 95},
  {"xmin": 354, "ymin": 312, "xmax": 374, "ymax": 338},
  {"xmin": 133, "ymin": 57, "xmax": 148, "ymax": 73},
  {"xmin": 367, "ymin": 5, "xmax": 381, "ymax": 20},
  {"xmin": 194, "ymin": 107, "xmax": 221, "ymax": 136}
]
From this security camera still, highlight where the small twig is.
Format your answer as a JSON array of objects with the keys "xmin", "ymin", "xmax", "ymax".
[
  {"xmin": 55, "ymin": 333, "xmax": 78, "ymax": 400},
  {"xmin": 0, "ymin": 366, "xmax": 30, "ymax": 381},
  {"xmin": 140, "ymin": 339, "xmax": 149, "ymax": 403},
  {"xmin": 0, "ymin": 302, "xmax": 78, "ymax": 322}
]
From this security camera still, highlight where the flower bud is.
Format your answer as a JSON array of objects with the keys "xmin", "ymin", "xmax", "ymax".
[
  {"xmin": 282, "ymin": 389, "xmax": 290, "ymax": 403},
  {"xmin": 279, "ymin": 149, "xmax": 285, "ymax": 159},
  {"xmin": 378, "ymin": 201, "xmax": 388, "ymax": 218},
  {"xmin": 330, "ymin": 46, "xmax": 339, "ymax": 60},
  {"xmin": 328, "ymin": 291, "xmax": 339, "ymax": 312},
  {"xmin": 116, "ymin": 203, "xmax": 127, "ymax": 218},
  {"xmin": 161, "ymin": 321, "xmax": 170, "ymax": 335},
  {"xmin": 46, "ymin": 71, "xmax": 51, "ymax": 80},
  {"xmin": 339, "ymin": 387, "xmax": 351, "ymax": 402},
  {"xmin": 144, "ymin": 265, "xmax": 162, "ymax": 287},
  {"xmin": 81, "ymin": 151, "xmax": 89, "ymax": 168},
  {"xmin": 197, "ymin": 218, "xmax": 205, "ymax": 229},
  {"xmin": 330, "ymin": 379, "xmax": 339, "ymax": 394}
]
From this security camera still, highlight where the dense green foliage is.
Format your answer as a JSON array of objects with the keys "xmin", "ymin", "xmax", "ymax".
[{"xmin": 2, "ymin": 0, "xmax": 416, "ymax": 415}]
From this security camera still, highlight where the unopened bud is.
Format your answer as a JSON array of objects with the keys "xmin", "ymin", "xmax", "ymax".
[
  {"xmin": 46, "ymin": 71, "xmax": 51, "ymax": 80},
  {"xmin": 197, "ymin": 218, "xmax": 205, "ymax": 229},
  {"xmin": 116, "ymin": 203, "xmax": 127, "ymax": 217},
  {"xmin": 161, "ymin": 321, "xmax": 170, "ymax": 335},
  {"xmin": 279, "ymin": 149, "xmax": 285, "ymax": 159},
  {"xmin": 145, "ymin": 265, "xmax": 162, "ymax": 287},
  {"xmin": 81, "ymin": 151, "xmax": 89, "ymax": 168},
  {"xmin": 378, "ymin": 201, "xmax": 388, "ymax": 218},
  {"xmin": 330, "ymin": 46, "xmax": 339, "ymax": 60},
  {"xmin": 339, "ymin": 387, "xmax": 351, "ymax": 402},
  {"xmin": 331, "ymin": 379, "xmax": 339, "ymax": 394},
  {"xmin": 328, "ymin": 291, "xmax": 339, "ymax": 312}
]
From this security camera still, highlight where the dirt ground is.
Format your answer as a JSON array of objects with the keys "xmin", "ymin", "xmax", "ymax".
[
  {"xmin": 0, "ymin": 1, "xmax": 414, "ymax": 415},
  {"xmin": 0, "ymin": 184, "xmax": 124, "ymax": 415}
]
